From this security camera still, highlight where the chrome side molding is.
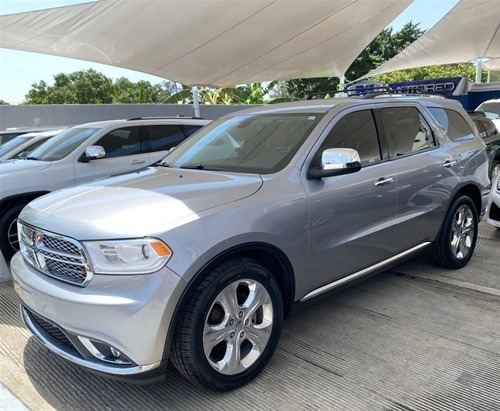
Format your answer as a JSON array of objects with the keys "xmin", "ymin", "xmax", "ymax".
[{"xmin": 301, "ymin": 242, "xmax": 432, "ymax": 302}]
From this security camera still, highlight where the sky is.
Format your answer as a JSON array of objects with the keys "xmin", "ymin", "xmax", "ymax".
[{"xmin": 0, "ymin": 0, "xmax": 460, "ymax": 104}]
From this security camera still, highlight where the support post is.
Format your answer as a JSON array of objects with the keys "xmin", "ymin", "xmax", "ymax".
[
  {"xmin": 475, "ymin": 59, "xmax": 482, "ymax": 83},
  {"xmin": 192, "ymin": 86, "xmax": 200, "ymax": 118},
  {"xmin": 487, "ymin": 70, "xmax": 491, "ymax": 83},
  {"xmin": 339, "ymin": 74, "xmax": 345, "ymax": 89}
]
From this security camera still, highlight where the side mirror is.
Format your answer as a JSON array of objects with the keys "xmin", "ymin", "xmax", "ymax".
[
  {"xmin": 80, "ymin": 145, "xmax": 106, "ymax": 162},
  {"xmin": 308, "ymin": 148, "xmax": 362, "ymax": 179}
]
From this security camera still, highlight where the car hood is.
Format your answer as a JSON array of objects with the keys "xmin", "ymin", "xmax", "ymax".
[
  {"xmin": 21, "ymin": 166, "xmax": 263, "ymax": 239},
  {"xmin": 0, "ymin": 159, "xmax": 51, "ymax": 175}
]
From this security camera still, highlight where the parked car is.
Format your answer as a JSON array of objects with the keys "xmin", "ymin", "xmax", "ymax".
[
  {"xmin": 475, "ymin": 98, "xmax": 500, "ymax": 129},
  {"xmin": 469, "ymin": 112, "xmax": 500, "ymax": 180},
  {"xmin": 0, "ymin": 126, "xmax": 65, "ymax": 145},
  {"xmin": 11, "ymin": 97, "xmax": 489, "ymax": 391},
  {"xmin": 0, "ymin": 117, "xmax": 210, "ymax": 262},
  {"xmin": 0, "ymin": 129, "xmax": 65, "ymax": 162},
  {"xmin": 487, "ymin": 175, "xmax": 500, "ymax": 229}
]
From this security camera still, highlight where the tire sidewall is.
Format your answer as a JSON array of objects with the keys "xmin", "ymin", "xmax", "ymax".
[
  {"xmin": 0, "ymin": 203, "xmax": 25, "ymax": 262},
  {"xmin": 188, "ymin": 260, "xmax": 283, "ymax": 390}
]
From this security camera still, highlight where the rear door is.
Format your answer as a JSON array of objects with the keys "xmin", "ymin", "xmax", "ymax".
[
  {"xmin": 74, "ymin": 125, "xmax": 149, "ymax": 183},
  {"xmin": 376, "ymin": 103, "xmax": 465, "ymax": 248},
  {"xmin": 305, "ymin": 106, "xmax": 398, "ymax": 291}
]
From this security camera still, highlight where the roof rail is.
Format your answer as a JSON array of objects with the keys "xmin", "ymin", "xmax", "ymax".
[
  {"xmin": 306, "ymin": 87, "xmax": 448, "ymax": 100},
  {"xmin": 126, "ymin": 115, "xmax": 204, "ymax": 121}
]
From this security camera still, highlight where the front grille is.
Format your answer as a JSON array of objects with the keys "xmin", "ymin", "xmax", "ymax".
[{"xmin": 19, "ymin": 222, "xmax": 92, "ymax": 286}]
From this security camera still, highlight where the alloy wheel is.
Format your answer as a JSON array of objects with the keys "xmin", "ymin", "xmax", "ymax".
[
  {"xmin": 203, "ymin": 279, "xmax": 273, "ymax": 375},
  {"xmin": 450, "ymin": 205, "xmax": 475, "ymax": 260},
  {"xmin": 7, "ymin": 217, "xmax": 19, "ymax": 252}
]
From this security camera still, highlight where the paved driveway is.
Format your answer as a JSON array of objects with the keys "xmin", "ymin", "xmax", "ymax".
[{"xmin": 0, "ymin": 222, "xmax": 499, "ymax": 410}]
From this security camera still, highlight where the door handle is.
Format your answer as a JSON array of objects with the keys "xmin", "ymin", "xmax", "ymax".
[
  {"xmin": 374, "ymin": 177, "xmax": 394, "ymax": 187},
  {"xmin": 129, "ymin": 159, "xmax": 146, "ymax": 165},
  {"xmin": 443, "ymin": 160, "xmax": 457, "ymax": 168}
]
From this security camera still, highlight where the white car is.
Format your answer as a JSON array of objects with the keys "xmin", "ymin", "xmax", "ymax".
[
  {"xmin": 0, "ymin": 117, "xmax": 210, "ymax": 262},
  {"xmin": 0, "ymin": 129, "xmax": 65, "ymax": 162},
  {"xmin": 487, "ymin": 175, "xmax": 500, "ymax": 229},
  {"xmin": 475, "ymin": 99, "xmax": 500, "ymax": 130}
]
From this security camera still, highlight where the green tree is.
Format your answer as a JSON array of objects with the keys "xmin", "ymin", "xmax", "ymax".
[
  {"xmin": 283, "ymin": 22, "xmax": 425, "ymax": 99},
  {"xmin": 25, "ymin": 69, "xmax": 113, "ymax": 104},
  {"xmin": 374, "ymin": 62, "xmax": 483, "ymax": 83},
  {"xmin": 25, "ymin": 70, "xmax": 176, "ymax": 104}
]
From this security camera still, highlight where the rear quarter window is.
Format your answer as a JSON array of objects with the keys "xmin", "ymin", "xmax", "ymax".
[{"xmin": 428, "ymin": 107, "xmax": 475, "ymax": 141}]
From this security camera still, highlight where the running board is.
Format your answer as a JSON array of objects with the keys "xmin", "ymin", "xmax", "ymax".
[{"xmin": 300, "ymin": 242, "xmax": 432, "ymax": 302}]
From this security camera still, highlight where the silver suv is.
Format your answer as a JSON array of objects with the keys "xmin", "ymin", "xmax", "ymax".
[{"xmin": 11, "ymin": 97, "xmax": 489, "ymax": 391}]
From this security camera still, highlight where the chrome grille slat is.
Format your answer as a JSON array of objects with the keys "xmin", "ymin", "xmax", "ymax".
[{"xmin": 18, "ymin": 221, "xmax": 92, "ymax": 286}]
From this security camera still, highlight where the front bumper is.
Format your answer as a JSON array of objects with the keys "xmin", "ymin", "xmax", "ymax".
[{"xmin": 11, "ymin": 252, "xmax": 186, "ymax": 380}]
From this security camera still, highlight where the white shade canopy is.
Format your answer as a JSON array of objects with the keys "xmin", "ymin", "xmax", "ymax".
[
  {"xmin": 0, "ymin": 0, "xmax": 412, "ymax": 87},
  {"xmin": 484, "ymin": 58, "xmax": 500, "ymax": 71},
  {"xmin": 361, "ymin": 0, "xmax": 500, "ymax": 79}
]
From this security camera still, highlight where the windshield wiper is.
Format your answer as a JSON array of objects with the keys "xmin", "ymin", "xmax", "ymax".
[
  {"xmin": 180, "ymin": 164, "xmax": 228, "ymax": 171},
  {"xmin": 155, "ymin": 162, "xmax": 171, "ymax": 167},
  {"xmin": 25, "ymin": 156, "xmax": 40, "ymax": 161}
]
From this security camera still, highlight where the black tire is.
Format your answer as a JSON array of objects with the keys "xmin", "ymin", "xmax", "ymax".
[
  {"xmin": 171, "ymin": 257, "xmax": 283, "ymax": 391},
  {"xmin": 431, "ymin": 195, "xmax": 478, "ymax": 269},
  {"xmin": 0, "ymin": 203, "xmax": 26, "ymax": 263}
]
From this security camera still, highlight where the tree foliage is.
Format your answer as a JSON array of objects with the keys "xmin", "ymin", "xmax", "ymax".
[
  {"xmin": 373, "ymin": 63, "xmax": 484, "ymax": 83},
  {"xmin": 282, "ymin": 22, "xmax": 425, "ymax": 99},
  {"xmin": 25, "ymin": 69, "xmax": 177, "ymax": 104}
]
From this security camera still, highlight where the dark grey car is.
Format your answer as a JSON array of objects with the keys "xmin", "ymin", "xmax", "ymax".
[{"xmin": 11, "ymin": 97, "xmax": 489, "ymax": 391}]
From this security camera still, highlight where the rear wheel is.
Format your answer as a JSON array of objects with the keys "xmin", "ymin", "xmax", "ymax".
[
  {"xmin": 171, "ymin": 257, "xmax": 283, "ymax": 391},
  {"xmin": 0, "ymin": 204, "xmax": 25, "ymax": 263},
  {"xmin": 432, "ymin": 195, "xmax": 478, "ymax": 269}
]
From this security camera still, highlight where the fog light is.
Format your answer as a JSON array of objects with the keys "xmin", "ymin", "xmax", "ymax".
[{"xmin": 78, "ymin": 336, "xmax": 132, "ymax": 365}]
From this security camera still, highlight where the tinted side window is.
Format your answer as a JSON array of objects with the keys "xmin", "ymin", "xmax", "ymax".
[
  {"xmin": 95, "ymin": 127, "xmax": 141, "ymax": 158},
  {"xmin": 428, "ymin": 107, "xmax": 474, "ymax": 141},
  {"xmin": 182, "ymin": 124, "xmax": 203, "ymax": 137},
  {"xmin": 380, "ymin": 107, "xmax": 435, "ymax": 157},
  {"xmin": 146, "ymin": 125, "xmax": 186, "ymax": 152},
  {"xmin": 317, "ymin": 110, "xmax": 381, "ymax": 165}
]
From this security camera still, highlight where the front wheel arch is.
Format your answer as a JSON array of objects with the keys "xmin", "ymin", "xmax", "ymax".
[{"xmin": 162, "ymin": 242, "xmax": 295, "ymax": 361}]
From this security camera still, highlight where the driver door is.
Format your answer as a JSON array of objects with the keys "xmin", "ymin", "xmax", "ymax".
[{"xmin": 74, "ymin": 126, "xmax": 149, "ymax": 184}]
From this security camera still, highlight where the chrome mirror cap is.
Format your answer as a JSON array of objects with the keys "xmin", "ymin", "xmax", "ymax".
[
  {"xmin": 322, "ymin": 148, "xmax": 361, "ymax": 171},
  {"xmin": 85, "ymin": 145, "xmax": 106, "ymax": 159}
]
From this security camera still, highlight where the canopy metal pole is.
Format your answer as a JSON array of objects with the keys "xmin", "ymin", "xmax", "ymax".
[
  {"xmin": 339, "ymin": 74, "xmax": 346, "ymax": 89},
  {"xmin": 192, "ymin": 86, "xmax": 200, "ymax": 117},
  {"xmin": 487, "ymin": 70, "xmax": 491, "ymax": 83},
  {"xmin": 475, "ymin": 59, "xmax": 482, "ymax": 83}
]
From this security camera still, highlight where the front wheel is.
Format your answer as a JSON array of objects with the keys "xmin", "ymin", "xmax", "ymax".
[
  {"xmin": 171, "ymin": 257, "xmax": 283, "ymax": 391},
  {"xmin": 432, "ymin": 195, "xmax": 478, "ymax": 269},
  {"xmin": 0, "ymin": 203, "xmax": 26, "ymax": 263}
]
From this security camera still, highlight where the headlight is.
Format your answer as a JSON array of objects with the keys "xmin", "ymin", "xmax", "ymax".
[{"xmin": 83, "ymin": 238, "xmax": 172, "ymax": 274}]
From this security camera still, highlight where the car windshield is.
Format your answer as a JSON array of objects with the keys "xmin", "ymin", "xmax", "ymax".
[
  {"xmin": 0, "ymin": 136, "xmax": 30, "ymax": 157},
  {"xmin": 27, "ymin": 127, "xmax": 100, "ymax": 161},
  {"xmin": 161, "ymin": 113, "xmax": 323, "ymax": 174},
  {"xmin": 476, "ymin": 102, "xmax": 500, "ymax": 119}
]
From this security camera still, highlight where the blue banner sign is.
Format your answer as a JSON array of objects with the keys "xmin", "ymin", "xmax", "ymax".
[{"xmin": 389, "ymin": 77, "xmax": 468, "ymax": 96}]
